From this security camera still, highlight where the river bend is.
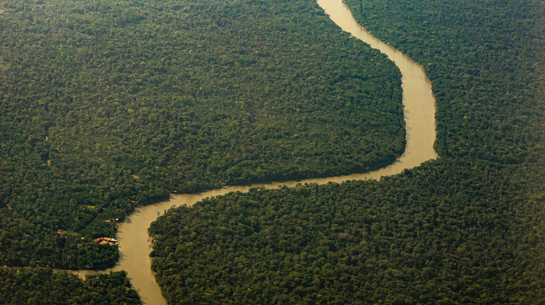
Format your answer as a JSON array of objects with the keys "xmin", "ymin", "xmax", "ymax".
[{"xmin": 74, "ymin": 0, "xmax": 438, "ymax": 303}]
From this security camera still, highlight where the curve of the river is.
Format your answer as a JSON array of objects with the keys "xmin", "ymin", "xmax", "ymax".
[{"xmin": 73, "ymin": 0, "xmax": 437, "ymax": 304}]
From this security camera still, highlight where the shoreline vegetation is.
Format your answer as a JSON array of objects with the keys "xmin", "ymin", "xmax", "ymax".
[{"xmin": 0, "ymin": 268, "xmax": 140, "ymax": 304}]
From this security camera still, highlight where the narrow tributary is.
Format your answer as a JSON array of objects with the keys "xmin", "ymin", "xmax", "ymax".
[{"xmin": 73, "ymin": 0, "xmax": 438, "ymax": 303}]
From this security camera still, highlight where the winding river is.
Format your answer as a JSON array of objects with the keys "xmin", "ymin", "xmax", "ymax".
[{"xmin": 73, "ymin": 0, "xmax": 437, "ymax": 304}]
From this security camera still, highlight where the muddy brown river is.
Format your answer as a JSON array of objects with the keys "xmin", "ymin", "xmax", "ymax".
[{"xmin": 73, "ymin": 0, "xmax": 438, "ymax": 303}]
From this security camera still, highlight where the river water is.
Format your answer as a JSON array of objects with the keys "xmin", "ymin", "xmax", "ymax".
[{"xmin": 73, "ymin": 0, "xmax": 437, "ymax": 304}]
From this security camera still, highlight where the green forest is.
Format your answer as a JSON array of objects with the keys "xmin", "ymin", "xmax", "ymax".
[
  {"xmin": 0, "ymin": 0, "xmax": 403, "ymax": 270},
  {"xmin": 0, "ymin": 269, "xmax": 140, "ymax": 304},
  {"xmin": 150, "ymin": 161, "xmax": 544, "ymax": 304},
  {"xmin": 148, "ymin": 0, "xmax": 545, "ymax": 303}
]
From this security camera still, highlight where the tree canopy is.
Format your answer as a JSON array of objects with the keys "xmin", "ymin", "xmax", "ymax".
[
  {"xmin": 150, "ymin": 159, "xmax": 545, "ymax": 304},
  {"xmin": 0, "ymin": 269, "xmax": 141, "ymax": 304}
]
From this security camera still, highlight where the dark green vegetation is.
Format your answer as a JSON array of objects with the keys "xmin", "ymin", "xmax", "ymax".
[
  {"xmin": 149, "ymin": 0, "xmax": 545, "ymax": 303},
  {"xmin": 0, "ymin": 269, "xmax": 140, "ymax": 304},
  {"xmin": 150, "ymin": 161, "xmax": 544, "ymax": 304},
  {"xmin": 346, "ymin": 0, "xmax": 545, "ymax": 164},
  {"xmin": 0, "ymin": 0, "xmax": 403, "ymax": 268}
]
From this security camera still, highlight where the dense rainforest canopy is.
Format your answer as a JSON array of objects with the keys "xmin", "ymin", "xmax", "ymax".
[
  {"xmin": 149, "ymin": 0, "xmax": 545, "ymax": 303},
  {"xmin": 150, "ymin": 160, "xmax": 544, "ymax": 304},
  {"xmin": 0, "ymin": 269, "xmax": 140, "ymax": 304},
  {"xmin": 0, "ymin": 0, "xmax": 403, "ymax": 269}
]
